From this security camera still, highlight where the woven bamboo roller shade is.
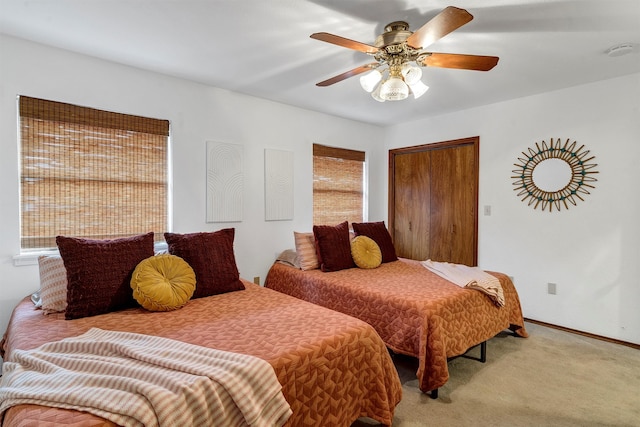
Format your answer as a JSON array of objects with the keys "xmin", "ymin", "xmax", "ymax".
[
  {"xmin": 313, "ymin": 144, "xmax": 364, "ymax": 226},
  {"xmin": 19, "ymin": 96, "xmax": 168, "ymax": 249}
]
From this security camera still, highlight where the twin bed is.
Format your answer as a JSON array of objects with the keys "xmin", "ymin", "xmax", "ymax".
[
  {"xmin": 266, "ymin": 221, "xmax": 528, "ymax": 397},
  {"xmin": 266, "ymin": 258, "xmax": 528, "ymax": 397},
  {"xmin": 1, "ymin": 281, "xmax": 401, "ymax": 427}
]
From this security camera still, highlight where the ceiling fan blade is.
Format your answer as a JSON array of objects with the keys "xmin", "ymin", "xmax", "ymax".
[
  {"xmin": 420, "ymin": 53, "xmax": 499, "ymax": 71},
  {"xmin": 316, "ymin": 63, "xmax": 379, "ymax": 87},
  {"xmin": 406, "ymin": 6, "xmax": 473, "ymax": 49},
  {"xmin": 311, "ymin": 32, "xmax": 379, "ymax": 54}
]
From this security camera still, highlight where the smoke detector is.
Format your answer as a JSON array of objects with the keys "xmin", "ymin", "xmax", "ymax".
[{"xmin": 606, "ymin": 43, "xmax": 635, "ymax": 57}]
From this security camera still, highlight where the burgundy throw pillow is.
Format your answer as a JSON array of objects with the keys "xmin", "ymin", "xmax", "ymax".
[
  {"xmin": 56, "ymin": 233, "xmax": 155, "ymax": 320},
  {"xmin": 313, "ymin": 221, "xmax": 355, "ymax": 272},
  {"xmin": 164, "ymin": 228, "xmax": 245, "ymax": 298},
  {"xmin": 352, "ymin": 221, "xmax": 398, "ymax": 263}
]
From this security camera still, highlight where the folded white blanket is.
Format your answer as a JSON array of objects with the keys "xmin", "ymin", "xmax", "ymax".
[
  {"xmin": 421, "ymin": 259, "xmax": 505, "ymax": 307},
  {"xmin": 0, "ymin": 328, "xmax": 292, "ymax": 427}
]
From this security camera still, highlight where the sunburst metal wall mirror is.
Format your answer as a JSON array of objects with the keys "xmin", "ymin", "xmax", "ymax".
[{"xmin": 512, "ymin": 138, "xmax": 598, "ymax": 212}]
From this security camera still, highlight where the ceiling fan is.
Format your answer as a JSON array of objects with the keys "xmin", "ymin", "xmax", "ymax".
[{"xmin": 311, "ymin": 6, "xmax": 499, "ymax": 102}]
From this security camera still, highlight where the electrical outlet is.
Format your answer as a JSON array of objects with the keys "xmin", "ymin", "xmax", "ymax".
[
  {"xmin": 547, "ymin": 282, "xmax": 557, "ymax": 295},
  {"xmin": 484, "ymin": 205, "xmax": 492, "ymax": 216},
  {"xmin": 253, "ymin": 276, "xmax": 260, "ymax": 285}
]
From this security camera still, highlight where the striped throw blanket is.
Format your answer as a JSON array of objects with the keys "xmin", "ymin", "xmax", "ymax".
[
  {"xmin": 421, "ymin": 259, "xmax": 505, "ymax": 307},
  {"xmin": 0, "ymin": 328, "xmax": 292, "ymax": 427}
]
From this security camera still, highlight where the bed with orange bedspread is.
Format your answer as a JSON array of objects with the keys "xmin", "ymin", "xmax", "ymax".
[
  {"xmin": 265, "ymin": 259, "xmax": 528, "ymax": 395},
  {"xmin": 1, "ymin": 281, "xmax": 402, "ymax": 427}
]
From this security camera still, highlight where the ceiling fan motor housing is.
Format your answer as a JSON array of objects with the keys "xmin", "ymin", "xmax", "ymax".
[
  {"xmin": 375, "ymin": 21, "xmax": 412, "ymax": 48},
  {"xmin": 374, "ymin": 21, "xmax": 423, "ymax": 65}
]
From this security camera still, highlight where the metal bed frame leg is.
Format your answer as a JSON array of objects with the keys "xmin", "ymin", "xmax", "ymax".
[
  {"xmin": 427, "ymin": 341, "xmax": 487, "ymax": 399},
  {"xmin": 422, "ymin": 341, "xmax": 487, "ymax": 399}
]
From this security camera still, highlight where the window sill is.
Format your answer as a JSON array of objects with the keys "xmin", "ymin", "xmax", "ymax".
[
  {"xmin": 13, "ymin": 242, "xmax": 169, "ymax": 267},
  {"xmin": 13, "ymin": 251, "xmax": 58, "ymax": 266}
]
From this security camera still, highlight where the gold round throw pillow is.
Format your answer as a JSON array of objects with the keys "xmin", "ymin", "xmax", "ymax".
[
  {"xmin": 350, "ymin": 235, "xmax": 382, "ymax": 269},
  {"xmin": 131, "ymin": 254, "xmax": 196, "ymax": 312}
]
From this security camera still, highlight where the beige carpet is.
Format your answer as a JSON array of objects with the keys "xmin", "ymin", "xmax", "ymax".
[{"xmin": 355, "ymin": 322, "xmax": 640, "ymax": 427}]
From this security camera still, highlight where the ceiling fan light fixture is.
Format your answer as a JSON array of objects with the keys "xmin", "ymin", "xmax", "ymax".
[
  {"xmin": 409, "ymin": 80, "xmax": 429, "ymax": 99},
  {"xmin": 311, "ymin": 7, "xmax": 500, "ymax": 102},
  {"xmin": 359, "ymin": 69, "xmax": 382, "ymax": 92},
  {"xmin": 380, "ymin": 76, "xmax": 409, "ymax": 101}
]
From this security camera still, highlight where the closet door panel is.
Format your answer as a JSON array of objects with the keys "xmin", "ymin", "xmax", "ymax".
[
  {"xmin": 393, "ymin": 151, "xmax": 431, "ymax": 260},
  {"xmin": 429, "ymin": 147, "xmax": 455, "ymax": 262},
  {"xmin": 450, "ymin": 144, "xmax": 477, "ymax": 266},
  {"xmin": 430, "ymin": 145, "xmax": 477, "ymax": 265}
]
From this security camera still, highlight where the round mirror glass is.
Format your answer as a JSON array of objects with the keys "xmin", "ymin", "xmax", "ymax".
[{"xmin": 532, "ymin": 158, "xmax": 572, "ymax": 192}]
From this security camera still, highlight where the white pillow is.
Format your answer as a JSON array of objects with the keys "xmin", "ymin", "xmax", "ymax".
[
  {"xmin": 38, "ymin": 255, "xmax": 68, "ymax": 314},
  {"xmin": 276, "ymin": 249, "xmax": 300, "ymax": 268}
]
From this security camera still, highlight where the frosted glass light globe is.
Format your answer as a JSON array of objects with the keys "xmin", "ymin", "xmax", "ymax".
[
  {"xmin": 401, "ymin": 64, "xmax": 423, "ymax": 85},
  {"xmin": 371, "ymin": 83, "xmax": 385, "ymax": 102},
  {"xmin": 409, "ymin": 80, "xmax": 429, "ymax": 99},
  {"xmin": 380, "ymin": 77, "xmax": 409, "ymax": 101},
  {"xmin": 359, "ymin": 69, "xmax": 382, "ymax": 92}
]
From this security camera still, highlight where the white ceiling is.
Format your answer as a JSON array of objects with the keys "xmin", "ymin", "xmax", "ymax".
[{"xmin": 1, "ymin": 0, "xmax": 639, "ymax": 126}]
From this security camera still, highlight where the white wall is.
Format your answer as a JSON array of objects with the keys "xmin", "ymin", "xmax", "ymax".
[
  {"xmin": 0, "ymin": 35, "xmax": 384, "ymax": 339},
  {"xmin": 383, "ymin": 73, "xmax": 640, "ymax": 345}
]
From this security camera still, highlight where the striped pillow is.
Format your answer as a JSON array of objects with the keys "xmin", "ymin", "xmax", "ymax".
[
  {"xmin": 38, "ymin": 255, "xmax": 68, "ymax": 314},
  {"xmin": 294, "ymin": 232, "xmax": 319, "ymax": 270}
]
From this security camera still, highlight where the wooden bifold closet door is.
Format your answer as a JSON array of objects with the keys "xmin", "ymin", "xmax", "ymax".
[{"xmin": 388, "ymin": 137, "xmax": 478, "ymax": 266}]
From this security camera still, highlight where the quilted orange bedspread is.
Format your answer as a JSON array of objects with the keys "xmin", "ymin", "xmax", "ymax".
[
  {"xmin": 265, "ymin": 259, "xmax": 528, "ymax": 393},
  {"xmin": 1, "ymin": 281, "xmax": 401, "ymax": 427}
]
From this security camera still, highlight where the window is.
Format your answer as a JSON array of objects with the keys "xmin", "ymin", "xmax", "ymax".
[
  {"xmin": 312, "ymin": 144, "xmax": 366, "ymax": 225},
  {"xmin": 19, "ymin": 96, "xmax": 169, "ymax": 250}
]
